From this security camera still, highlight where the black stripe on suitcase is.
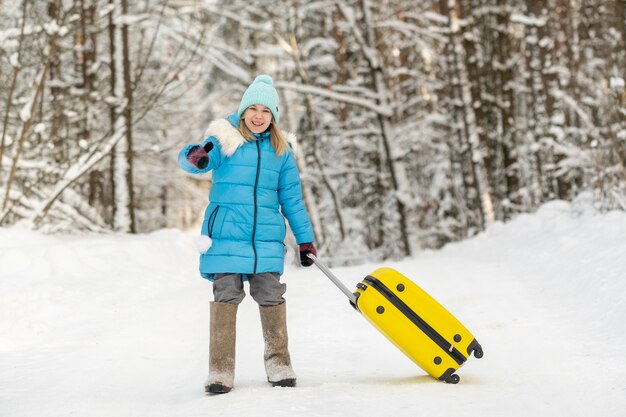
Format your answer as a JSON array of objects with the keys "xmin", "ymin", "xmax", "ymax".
[{"xmin": 362, "ymin": 276, "xmax": 467, "ymax": 366}]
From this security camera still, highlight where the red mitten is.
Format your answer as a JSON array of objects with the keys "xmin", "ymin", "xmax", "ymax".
[
  {"xmin": 299, "ymin": 242, "xmax": 317, "ymax": 267},
  {"xmin": 187, "ymin": 142, "xmax": 214, "ymax": 169}
]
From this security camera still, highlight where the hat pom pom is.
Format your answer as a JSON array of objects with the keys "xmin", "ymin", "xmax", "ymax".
[{"xmin": 254, "ymin": 74, "xmax": 274, "ymax": 86}]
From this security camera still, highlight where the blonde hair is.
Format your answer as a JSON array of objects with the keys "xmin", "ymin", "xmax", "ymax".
[{"xmin": 237, "ymin": 119, "xmax": 289, "ymax": 156}]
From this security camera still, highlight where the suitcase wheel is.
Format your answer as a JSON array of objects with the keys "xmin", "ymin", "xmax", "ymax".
[
  {"xmin": 467, "ymin": 339, "xmax": 484, "ymax": 359},
  {"xmin": 444, "ymin": 374, "xmax": 460, "ymax": 384},
  {"xmin": 473, "ymin": 344, "xmax": 484, "ymax": 359}
]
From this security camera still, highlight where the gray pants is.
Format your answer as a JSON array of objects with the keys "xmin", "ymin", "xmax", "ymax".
[{"xmin": 213, "ymin": 273, "xmax": 286, "ymax": 306}]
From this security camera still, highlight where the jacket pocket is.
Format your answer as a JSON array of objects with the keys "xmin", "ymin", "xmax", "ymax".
[
  {"xmin": 205, "ymin": 205, "xmax": 220, "ymax": 237},
  {"xmin": 207, "ymin": 205, "xmax": 230, "ymax": 238}
]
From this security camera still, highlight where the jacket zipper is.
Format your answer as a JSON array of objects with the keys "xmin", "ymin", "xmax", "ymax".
[
  {"xmin": 363, "ymin": 276, "xmax": 466, "ymax": 366},
  {"xmin": 206, "ymin": 205, "xmax": 220, "ymax": 237},
  {"xmin": 252, "ymin": 141, "xmax": 261, "ymax": 273}
]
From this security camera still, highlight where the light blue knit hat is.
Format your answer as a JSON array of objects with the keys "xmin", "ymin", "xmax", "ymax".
[{"xmin": 237, "ymin": 74, "xmax": 280, "ymax": 123}]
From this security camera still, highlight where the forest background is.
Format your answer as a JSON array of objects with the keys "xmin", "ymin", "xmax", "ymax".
[{"xmin": 1, "ymin": 0, "xmax": 624, "ymax": 265}]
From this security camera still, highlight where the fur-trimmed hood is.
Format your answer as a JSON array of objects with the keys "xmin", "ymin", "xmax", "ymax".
[{"xmin": 203, "ymin": 113, "xmax": 298, "ymax": 157}]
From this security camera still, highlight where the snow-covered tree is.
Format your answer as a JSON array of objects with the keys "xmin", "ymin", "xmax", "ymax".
[{"xmin": 1, "ymin": 0, "xmax": 624, "ymax": 265}]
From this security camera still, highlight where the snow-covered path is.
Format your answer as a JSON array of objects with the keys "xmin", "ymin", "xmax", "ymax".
[{"xmin": 2, "ymin": 201, "xmax": 625, "ymax": 417}]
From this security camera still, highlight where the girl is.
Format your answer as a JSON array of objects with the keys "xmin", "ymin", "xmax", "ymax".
[{"xmin": 178, "ymin": 75, "xmax": 317, "ymax": 394}]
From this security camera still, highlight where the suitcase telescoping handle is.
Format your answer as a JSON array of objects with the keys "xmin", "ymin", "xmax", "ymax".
[{"xmin": 307, "ymin": 253, "xmax": 358, "ymax": 305}]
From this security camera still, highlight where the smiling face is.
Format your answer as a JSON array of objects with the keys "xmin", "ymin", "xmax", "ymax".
[{"xmin": 242, "ymin": 104, "xmax": 272, "ymax": 134}]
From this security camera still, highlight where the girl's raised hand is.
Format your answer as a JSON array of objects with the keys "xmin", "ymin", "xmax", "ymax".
[{"xmin": 187, "ymin": 142, "xmax": 213, "ymax": 169}]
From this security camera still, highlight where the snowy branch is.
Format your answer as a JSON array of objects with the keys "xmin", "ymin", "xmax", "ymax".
[
  {"xmin": 31, "ymin": 128, "xmax": 126, "ymax": 226},
  {"xmin": 276, "ymin": 82, "xmax": 391, "ymax": 117}
]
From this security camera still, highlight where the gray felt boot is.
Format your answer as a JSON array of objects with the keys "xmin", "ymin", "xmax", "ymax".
[
  {"xmin": 259, "ymin": 302, "xmax": 297, "ymax": 387},
  {"xmin": 205, "ymin": 301, "xmax": 238, "ymax": 394}
]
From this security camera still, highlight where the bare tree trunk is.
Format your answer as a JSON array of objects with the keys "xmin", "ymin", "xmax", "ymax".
[
  {"xmin": 121, "ymin": 0, "xmax": 136, "ymax": 233},
  {"xmin": 2, "ymin": 34, "xmax": 58, "ymax": 211},
  {"xmin": 48, "ymin": 0, "xmax": 66, "ymax": 167},
  {"xmin": 437, "ymin": 0, "xmax": 471, "ymax": 236},
  {"xmin": 110, "ymin": 0, "xmax": 136, "ymax": 233},
  {"xmin": 494, "ymin": 0, "xmax": 519, "ymax": 219},
  {"xmin": 338, "ymin": 0, "xmax": 412, "ymax": 256},
  {"xmin": 615, "ymin": 0, "xmax": 626, "ymax": 77},
  {"xmin": 76, "ymin": 0, "xmax": 96, "ymax": 138},
  {"xmin": 455, "ymin": 1, "xmax": 494, "ymax": 226},
  {"xmin": 0, "ymin": 0, "xmax": 29, "ymax": 177},
  {"xmin": 612, "ymin": 0, "xmax": 626, "ymax": 168},
  {"xmin": 524, "ymin": 0, "xmax": 547, "ymax": 207},
  {"xmin": 76, "ymin": 0, "xmax": 104, "ymax": 211},
  {"xmin": 439, "ymin": 0, "xmax": 494, "ymax": 231}
]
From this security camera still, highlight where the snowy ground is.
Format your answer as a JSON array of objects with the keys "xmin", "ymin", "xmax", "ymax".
[{"xmin": 1, "ymin": 200, "xmax": 625, "ymax": 417}]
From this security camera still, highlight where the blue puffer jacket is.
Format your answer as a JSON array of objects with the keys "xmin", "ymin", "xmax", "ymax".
[{"xmin": 178, "ymin": 114, "xmax": 315, "ymax": 280}]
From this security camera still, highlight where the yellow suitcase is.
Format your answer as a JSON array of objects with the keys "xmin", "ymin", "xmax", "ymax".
[{"xmin": 309, "ymin": 255, "xmax": 483, "ymax": 384}]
